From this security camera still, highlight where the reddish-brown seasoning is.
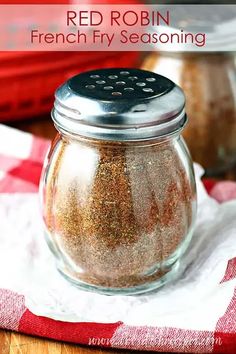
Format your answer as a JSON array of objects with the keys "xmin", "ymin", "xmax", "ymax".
[{"xmin": 44, "ymin": 135, "xmax": 194, "ymax": 289}]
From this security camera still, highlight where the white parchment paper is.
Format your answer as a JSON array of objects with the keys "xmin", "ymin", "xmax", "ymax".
[{"xmin": 1, "ymin": 164, "xmax": 236, "ymax": 330}]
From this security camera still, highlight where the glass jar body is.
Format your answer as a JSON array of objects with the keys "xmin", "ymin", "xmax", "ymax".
[
  {"xmin": 142, "ymin": 52, "xmax": 236, "ymax": 176},
  {"xmin": 40, "ymin": 132, "xmax": 197, "ymax": 295}
]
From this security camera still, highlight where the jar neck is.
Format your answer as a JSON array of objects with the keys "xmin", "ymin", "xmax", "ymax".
[{"xmin": 55, "ymin": 123, "xmax": 182, "ymax": 148}]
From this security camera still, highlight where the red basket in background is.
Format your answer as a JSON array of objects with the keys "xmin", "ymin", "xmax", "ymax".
[
  {"xmin": 0, "ymin": 51, "xmax": 139, "ymax": 122},
  {"xmin": 0, "ymin": 0, "xmax": 140, "ymax": 122}
]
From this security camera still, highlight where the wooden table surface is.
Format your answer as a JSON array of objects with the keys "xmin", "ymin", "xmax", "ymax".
[
  {"xmin": 0, "ymin": 331, "xmax": 133, "ymax": 354},
  {"xmin": 0, "ymin": 115, "xmax": 233, "ymax": 353}
]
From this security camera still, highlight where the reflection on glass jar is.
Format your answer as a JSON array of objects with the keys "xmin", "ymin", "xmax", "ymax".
[
  {"xmin": 40, "ymin": 68, "xmax": 197, "ymax": 295},
  {"xmin": 142, "ymin": 53, "xmax": 236, "ymax": 175}
]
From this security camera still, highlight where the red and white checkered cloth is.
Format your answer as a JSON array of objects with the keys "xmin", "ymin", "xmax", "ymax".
[{"xmin": 0, "ymin": 124, "xmax": 236, "ymax": 353}]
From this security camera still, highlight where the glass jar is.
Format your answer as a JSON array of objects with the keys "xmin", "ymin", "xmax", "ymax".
[
  {"xmin": 142, "ymin": 52, "xmax": 236, "ymax": 176},
  {"xmin": 40, "ymin": 68, "xmax": 197, "ymax": 295}
]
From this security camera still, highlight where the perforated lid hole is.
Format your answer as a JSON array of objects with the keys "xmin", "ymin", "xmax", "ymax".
[
  {"xmin": 112, "ymin": 92, "xmax": 122, "ymax": 96},
  {"xmin": 86, "ymin": 85, "xmax": 95, "ymax": 89},
  {"xmin": 136, "ymin": 82, "xmax": 146, "ymax": 87},
  {"xmin": 108, "ymin": 75, "xmax": 118, "ymax": 79},
  {"xmin": 120, "ymin": 71, "xmax": 130, "ymax": 75},
  {"xmin": 124, "ymin": 87, "xmax": 134, "ymax": 92},
  {"xmin": 116, "ymin": 81, "xmax": 126, "ymax": 86},
  {"xmin": 146, "ymin": 78, "xmax": 156, "ymax": 82},
  {"xmin": 90, "ymin": 75, "xmax": 100, "ymax": 79},
  {"xmin": 104, "ymin": 86, "xmax": 114, "ymax": 90},
  {"xmin": 96, "ymin": 80, "xmax": 106, "ymax": 84},
  {"xmin": 128, "ymin": 76, "xmax": 138, "ymax": 81},
  {"xmin": 143, "ymin": 88, "xmax": 154, "ymax": 93}
]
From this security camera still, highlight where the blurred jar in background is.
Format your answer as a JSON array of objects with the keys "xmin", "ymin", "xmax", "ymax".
[{"xmin": 142, "ymin": 52, "xmax": 236, "ymax": 176}]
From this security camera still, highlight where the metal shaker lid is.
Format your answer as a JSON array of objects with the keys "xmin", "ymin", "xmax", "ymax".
[{"xmin": 53, "ymin": 68, "xmax": 186, "ymax": 141}]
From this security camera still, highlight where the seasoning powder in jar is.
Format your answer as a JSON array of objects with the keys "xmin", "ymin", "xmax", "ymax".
[{"xmin": 41, "ymin": 68, "xmax": 197, "ymax": 295}]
